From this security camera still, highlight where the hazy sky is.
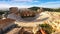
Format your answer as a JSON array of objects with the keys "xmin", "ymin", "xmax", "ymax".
[{"xmin": 0, "ymin": 0, "xmax": 60, "ymax": 8}]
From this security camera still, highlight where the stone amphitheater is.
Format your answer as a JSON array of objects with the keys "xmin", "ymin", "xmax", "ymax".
[{"xmin": 0, "ymin": 7, "xmax": 60, "ymax": 34}]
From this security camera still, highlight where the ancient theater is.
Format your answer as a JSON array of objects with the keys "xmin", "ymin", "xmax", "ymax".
[{"xmin": 0, "ymin": 7, "xmax": 48, "ymax": 34}]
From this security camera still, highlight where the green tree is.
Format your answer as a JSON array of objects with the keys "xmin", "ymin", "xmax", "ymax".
[{"xmin": 28, "ymin": 6, "xmax": 40, "ymax": 11}]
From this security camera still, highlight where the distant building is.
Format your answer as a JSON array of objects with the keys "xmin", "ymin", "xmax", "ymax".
[
  {"xmin": 9, "ymin": 7, "xmax": 18, "ymax": 13},
  {"xmin": 2, "ymin": 14, "xmax": 6, "ymax": 19},
  {"xmin": 37, "ymin": 8, "xmax": 43, "ymax": 14}
]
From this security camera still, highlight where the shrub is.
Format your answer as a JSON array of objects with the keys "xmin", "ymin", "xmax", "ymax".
[{"xmin": 39, "ymin": 24, "xmax": 54, "ymax": 34}]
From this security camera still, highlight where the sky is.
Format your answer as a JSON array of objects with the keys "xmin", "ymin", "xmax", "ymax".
[{"xmin": 0, "ymin": 0, "xmax": 60, "ymax": 8}]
